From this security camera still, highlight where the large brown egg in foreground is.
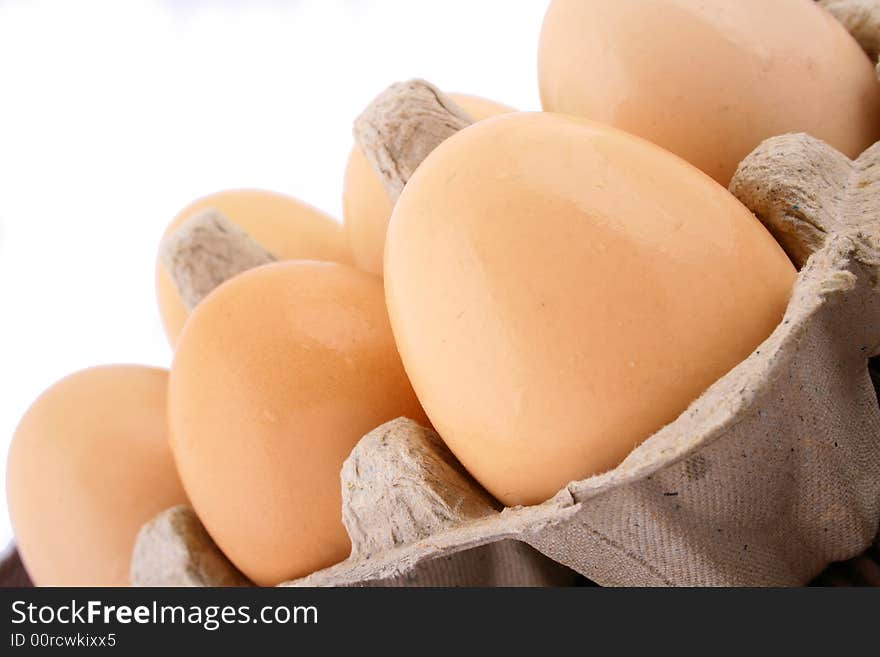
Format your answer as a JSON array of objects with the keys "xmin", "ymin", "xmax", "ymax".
[
  {"xmin": 156, "ymin": 189, "xmax": 351, "ymax": 346},
  {"xmin": 342, "ymin": 93, "xmax": 514, "ymax": 276},
  {"xmin": 384, "ymin": 112, "xmax": 796, "ymax": 507},
  {"xmin": 6, "ymin": 366, "xmax": 186, "ymax": 586},
  {"xmin": 168, "ymin": 261, "xmax": 427, "ymax": 585},
  {"xmin": 538, "ymin": 0, "xmax": 880, "ymax": 184}
]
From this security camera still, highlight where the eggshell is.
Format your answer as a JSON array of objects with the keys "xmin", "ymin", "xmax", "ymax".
[
  {"xmin": 343, "ymin": 93, "xmax": 514, "ymax": 276},
  {"xmin": 538, "ymin": 0, "xmax": 880, "ymax": 184},
  {"xmin": 384, "ymin": 112, "xmax": 797, "ymax": 507},
  {"xmin": 156, "ymin": 189, "xmax": 351, "ymax": 346},
  {"xmin": 6, "ymin": 366, "xmax": 186, "ymax": 586},
  {"xmin": 168, "ymin": 261, "xmax": 427, "ymax": 585}
]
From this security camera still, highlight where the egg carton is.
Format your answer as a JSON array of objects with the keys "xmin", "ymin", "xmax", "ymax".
[
  {"xmin": 131, "ymin": 7, "xmax": 880, "ymax": 587},
  {"xmin": 819, "ymin": 0, "xmax": 880, "ymax": 71},
  {"xmin": 133, "ymin": 137, "xmax": 880, "ymax": 587}
]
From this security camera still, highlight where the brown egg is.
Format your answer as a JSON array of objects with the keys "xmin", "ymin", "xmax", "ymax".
[
  {"xmin": 538, "ymin": 0, "xmax": 880, "ymax": 184},
  {"xmin": 168, "ymin": 261, "xmax": 427, "ymax": 585},
  {"xmin": 156, "ymin": 189, "xmax": 351, "ymax": 346},
  {"xmin": 343, "ymin": 93, "xmax": 514, "ymax": 276},
  {"xmin": 6, "ymin": 366, "xmax": 186, "ymax": 586},
  {"xmin": 384, "ymin": 112, "xmax": 796, "ymax": 507}
]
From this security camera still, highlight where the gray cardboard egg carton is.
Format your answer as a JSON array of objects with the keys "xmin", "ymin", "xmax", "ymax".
[{"xmin": 131, "ymin": 7, "xmax": 880, "ymax": 587}]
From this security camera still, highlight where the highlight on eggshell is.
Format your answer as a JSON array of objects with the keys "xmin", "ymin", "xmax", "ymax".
[
  {"xmin": 6, "ymin": 366, "xmax": 187, "ymax": 586},
  {"xmin": 167, "ymin": 260, "xmax": 428, "ymax": 586},
  {"xmin": 342, "ymin": 92, "xmax": 515, "ymax": 276},
  {"xmin": 384, "ymin": 111, "xmax": 797, "ymax": 507},
  {"xmin": 538, "ymin": 0, "xmax": 880, "ymax": 184},
  {"xmin": 156, "ymin": 188, "xmax": 352, "ymax": 346}
]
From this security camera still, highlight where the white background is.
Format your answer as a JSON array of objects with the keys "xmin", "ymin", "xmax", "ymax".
[{"xmin": 0, "ymin": 0, "xmax": 549, "ymax": 550}]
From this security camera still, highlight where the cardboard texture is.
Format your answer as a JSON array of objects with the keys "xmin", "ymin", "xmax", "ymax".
[
  {"xmin": 819, "ymin": 1, "xmax": 880, "ymax": 64},
  {"xmin": 160, "ymin": 209, "xmax": 277, "ymax": 310},
  {"xmin": 353, "ymin": 80, "xmax": 473, "ymax": 201},
  {"xmin": 130, "ymin": 7, "xmax": 880, "ymax": 587},
  {"xmin": 131, "ymin": 505, "xmax": 251, "ymax": 587}
]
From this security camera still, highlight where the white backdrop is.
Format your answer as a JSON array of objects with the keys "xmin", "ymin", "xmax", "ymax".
[{"xmin": 0, "ymin": 0, "xmax": 549, "ymax": 549}]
